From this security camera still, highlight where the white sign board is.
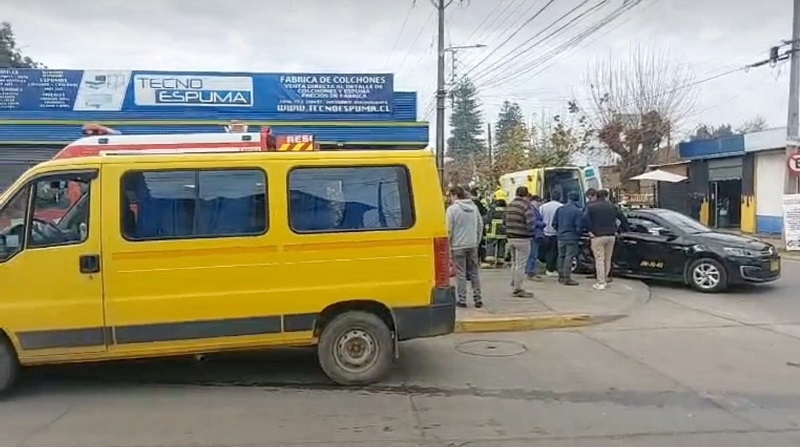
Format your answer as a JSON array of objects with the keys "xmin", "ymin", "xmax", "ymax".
[{"xmin": 783, "ymin": 194, "xmax": 800, "ymax": 251}]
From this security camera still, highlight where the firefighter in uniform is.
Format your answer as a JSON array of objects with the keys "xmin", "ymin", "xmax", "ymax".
[{"xmin": 484, "ymin": 188, "xmax": 508, "ymax": 267}]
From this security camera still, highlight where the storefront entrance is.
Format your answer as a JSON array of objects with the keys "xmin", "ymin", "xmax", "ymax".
[
  {"xmin": 709, "ymin": 179, "xmax": 742, "ymax": 228},
  {"xmin": 707, "ymin": 157, "xmax": 744, "ymax": 229}
]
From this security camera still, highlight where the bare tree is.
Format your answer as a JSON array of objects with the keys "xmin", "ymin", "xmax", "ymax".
[
  {"xmin": 571, "ymin": 45, "xmax": 696, "ymax": 186},
  {"xmin": 736, "ymin": 115, "xmax": 769, "ymax": 134}
]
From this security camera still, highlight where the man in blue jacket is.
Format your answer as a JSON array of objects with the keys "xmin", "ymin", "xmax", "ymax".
[
  {"xmin": 525, "ymin": 194, "xmax": 546, "ymax": 280},
  {"xmin": 552, "ymin": 191, "xmax": 583, "ymax": 286}
]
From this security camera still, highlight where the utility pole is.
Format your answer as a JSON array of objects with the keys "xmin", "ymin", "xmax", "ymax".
[
  {"xmin": 434, "ymin": 0, "xmax": 453, "ymax": 189},
  {"xmin": 487, "ymin": 122, "xmax": 493, "ymax": 169},
  {"xmin": 785, "ymin": 0, "xmax": 800, "ymax": 247}
]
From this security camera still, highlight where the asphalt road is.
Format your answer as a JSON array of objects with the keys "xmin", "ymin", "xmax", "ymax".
[{"xmin": 2, "ymin": 259, "xmax": 799, "ymax": 447}]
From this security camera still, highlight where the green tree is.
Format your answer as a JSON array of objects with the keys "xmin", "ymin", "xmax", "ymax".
[
  {"xmin": 0, "ymin": 22, "xmax": 43, "ymax": 68},
  {"xmin": 531, "ymin": 112, "xmax": 593, "ymax": 167},
  {"xmin": 494, "ymin": 101, "xmax": 527, "ymax": 148},
  {"xmin": 446, "ymin": 78, "xmax": 485, "ymax": 184}
]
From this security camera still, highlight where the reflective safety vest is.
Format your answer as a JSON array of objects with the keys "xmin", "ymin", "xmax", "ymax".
[{"xmin": 486, "ymin": 204, "xmax": 507, "ymax": 240}]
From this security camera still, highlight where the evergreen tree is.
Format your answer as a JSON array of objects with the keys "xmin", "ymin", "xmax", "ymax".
[
  {"xmin": 494, "ymin": 101, "xmax": 527, "ymax": 148},
  {"xmin": 0, "ymin": 22, "xmax": 43, "ymax": 68},
  {"xmin": 446, "ymin": 78, "xmax": 485, "ymax": 168},
  {"xmin": 490, "ymin": 101, "xmax": 530, "ymax": 180}
]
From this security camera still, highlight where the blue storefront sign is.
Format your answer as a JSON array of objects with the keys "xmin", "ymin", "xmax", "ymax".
[{"xmin": 0, "ymin": 69, "xmax": 394, "ymax": 115}]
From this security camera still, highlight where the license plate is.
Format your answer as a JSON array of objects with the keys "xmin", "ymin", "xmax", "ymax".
[{"xmin": 770, "ymin": 259, "xmax": 780, "ymax": 272}]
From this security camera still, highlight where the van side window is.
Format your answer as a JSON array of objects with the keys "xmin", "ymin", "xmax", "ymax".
[
  {"xmin": 289, "ymin": 166, "xmax": 414, "ymax": 233},
  {"xmin": 0, "ymin": 187, "xmax": 30, "ymax": 261},
  {"xmin": 121, "ymin": 169, "xmax": 268, "ymax": 240},
  {"xmin": 28, "ymin": 178, "xmax": 92, "ymax": 248}
]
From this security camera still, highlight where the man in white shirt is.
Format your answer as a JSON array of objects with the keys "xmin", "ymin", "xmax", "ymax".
[{"xmin": 538, "ymin": 191, "xmax": 564, "ymax": 277}]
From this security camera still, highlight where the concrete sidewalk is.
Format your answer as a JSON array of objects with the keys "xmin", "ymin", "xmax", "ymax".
[{"xmin": 454, "ymin": 268, "xmax": 650, "ymax": 333}]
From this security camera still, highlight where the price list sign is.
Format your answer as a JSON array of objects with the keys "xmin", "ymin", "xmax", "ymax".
[{"xmin": 0, "ymin": 69, "xmax": 82, "ymax": 110}]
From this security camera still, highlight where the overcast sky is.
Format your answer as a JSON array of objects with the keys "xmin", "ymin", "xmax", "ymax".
[{"xmin": 1, "ymin": 0, "xmax": 793, "ymax": 141}]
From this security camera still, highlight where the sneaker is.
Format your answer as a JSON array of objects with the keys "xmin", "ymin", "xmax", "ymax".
[
  {"xmin": 456, "ymin": 302, "xmax": 467, "ymax": 308},
  {"xmin": 563, "ymin": 279, "xmax": 579, "ymax": 286},
  {"xmin": 592, "ymin": 282, "xmax": 607, "ymax": 290},
  {"xmin": 545, "ymin": 271, "xmax": 559, "ymax": 277},
  {"xmin": 527, "ymin": 274, "xmax": 543, "ymax": 282},
  {"xmin": 474, "ymin": 301, "xmax": 484, "ymax": 309},
  {"xmin": 512, "ymin": 289, "xmax": 534, "ymax": 298}
]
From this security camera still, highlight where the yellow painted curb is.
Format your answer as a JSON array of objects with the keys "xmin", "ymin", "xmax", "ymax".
[{"xmin": 455, "ymin": 313, "xmax": 593, "ymax": 333}]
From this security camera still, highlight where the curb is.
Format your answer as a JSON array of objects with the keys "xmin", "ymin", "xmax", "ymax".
[{"xmin": 455, "ymin": 313, "xmax": 595, "ymax": 333}]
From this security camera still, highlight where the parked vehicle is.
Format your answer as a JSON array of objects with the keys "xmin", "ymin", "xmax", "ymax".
[
  {"xmin": 0, "ymin": 128, "xmax": 456, "ymax": 394},
  {"xmin": 574, "ymin": 208, "xmax": 780, "ymax": 292}
]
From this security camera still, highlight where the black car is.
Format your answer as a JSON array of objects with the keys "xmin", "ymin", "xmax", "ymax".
[{"xmin": 574, "ymin": 208, "xmax": 781, "ymax": 293}]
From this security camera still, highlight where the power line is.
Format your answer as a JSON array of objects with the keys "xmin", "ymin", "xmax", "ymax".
[
  {"xmin": 384, "ymin": 2, "xmax": 417, "ymax": 68},
  {"xmin": 476, "ymin": 0, "xmax": 636, "ymax": 89},
  {"xmin": 470, "ymin": 0, "xmax": 601, "ymax": 83},
  {"xmin": 395, "ymin": 9, "xmax": 436, "ymax": 76},
  {"xmin": 456, "ymin": 0, "xmax": 542, "ymax": 72},
  {"xmin": 460, "ymin": 0, "xmax": 558, "ymax": 79}
]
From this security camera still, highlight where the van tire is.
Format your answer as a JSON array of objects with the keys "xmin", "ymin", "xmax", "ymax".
[
  {"xmin": 0, "ymin": 338, "xmax": 19, "ymax": 396},
  {"xmin": 317, "ymin": 311, "xmax": 393, "ymax": 386}
]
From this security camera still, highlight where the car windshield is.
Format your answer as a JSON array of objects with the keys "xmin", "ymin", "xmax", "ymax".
[{"xmin": 651, "ymin": 209, "xmax": 710, "ymax": 234}]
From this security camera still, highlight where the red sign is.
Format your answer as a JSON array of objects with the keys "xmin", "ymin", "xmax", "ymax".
[{"xmin": 789, "ymin": 153, "xmax": 800, "ymax": 175}]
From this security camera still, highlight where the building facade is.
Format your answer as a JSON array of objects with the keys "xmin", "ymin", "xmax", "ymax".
[
  {"xmin": 0, "ymin": 69, "xmax": 428, "ymax": 189},
  {"xmin": 677, "ymin": 128, "xmax": 790, "ymax": 235}
]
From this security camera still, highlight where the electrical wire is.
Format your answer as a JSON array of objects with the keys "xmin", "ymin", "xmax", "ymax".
[
  {"xmin": 459, "ymin": 0, "xmax": 558, "ymax": 79},
  {"xmin": 470, "ymin": 0, "xmax": 601, "ymax": 83},
  {"xmin": 395, "ymin": 9, "xmax": 436, "ymax": 76},
  {"xmin": 456, "ymin": 0, "xmax": 545, "ymax": 69},
  {"xmin": 484, "ymin": 0, "xmax": 651, "ymax": 90},
  {"xmin": 477, "ymin": 0, "xmax": 636, "ymax": 89},
  {"xmin": 383, "ymin": 2, "xmax": 417, "ymax": 68}
]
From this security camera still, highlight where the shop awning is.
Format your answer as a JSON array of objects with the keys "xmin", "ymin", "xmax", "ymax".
[{"xmin": 630, "ymin": 169, "xmax": 688, "ymax": 183}]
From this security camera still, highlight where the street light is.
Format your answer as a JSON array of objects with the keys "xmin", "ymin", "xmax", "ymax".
[{"xmin": 435, "ymin": 43, "xmax": 487, "ymax": 189}]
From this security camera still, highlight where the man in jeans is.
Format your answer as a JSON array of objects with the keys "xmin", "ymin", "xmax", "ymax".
[
  {"xmin": 583, "ymin": 189, "xmax": 629, "ymax": 289},
  {"xmin": 553, "ymin": 191, "xmax": 583, "ymax": 286},
  {"xmin": 539, "ymin": 191, "xmax": 563, "ymax": 277},
  {"xmin": 525, "ymin": 194, "xmax": 545, "ymax": 281},
  {"xmin": 446, "ymin": 186, "xmax": 484, "ymax": 308},
  {"xmin": 503, "ymin": 186, "xmax": 535, "ymax": 297}
]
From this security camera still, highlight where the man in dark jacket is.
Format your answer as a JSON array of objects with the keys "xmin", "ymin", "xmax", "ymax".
[
  {"xmin": 503, "ymin": 186, "xmax": 535, "ymax": 297},
  {"xmin": 582, "ymin": 189, "xmax": 629, "ymax": 289},
  {"xmin": 552, "ymin": 191, "xmax": 583, "ymax": 286},
  {"xmin": 525, "ymin": 194, "xmax": 546, "ymax": 280}
]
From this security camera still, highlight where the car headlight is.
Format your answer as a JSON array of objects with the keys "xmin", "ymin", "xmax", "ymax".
[{"xmin": 723, "ymin": 247, "xmax": 760, "ymax": 257}]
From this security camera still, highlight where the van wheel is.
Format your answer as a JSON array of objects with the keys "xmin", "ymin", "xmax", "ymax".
[
  {"xmin": 318, "ymin": 311, "xmax": 393, "ymax": 386},
  {"xmin": 688, "ymin": 258, "xmax": 728, "ymax": 293},
  {"xmin": 0, "ymin": 338, "xmax": 19, "ymax": 396}
]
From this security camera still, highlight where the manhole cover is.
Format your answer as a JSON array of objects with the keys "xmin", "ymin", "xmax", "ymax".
[{"xmin": 455, "ymin": 340, "xmax": 527, "ymax": 357}]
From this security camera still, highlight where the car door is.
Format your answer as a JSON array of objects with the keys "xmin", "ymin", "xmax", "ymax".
[
  {"xmin": 0, "ymin": 169, "xmax": 106, "ymax": 358},
  {"xmin": 621, "ymin": 215, "xmax": 688, "ymax": 279}
]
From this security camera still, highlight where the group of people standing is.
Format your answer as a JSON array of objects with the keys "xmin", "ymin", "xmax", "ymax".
[{"xmin": 446, "ymin": 184, "xmax": 629, "ymax": 308}]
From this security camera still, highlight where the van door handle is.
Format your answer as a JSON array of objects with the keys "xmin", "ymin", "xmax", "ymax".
[{"xmin": 79, "ymin": 254, "xmax": 101, "ymax": 274}]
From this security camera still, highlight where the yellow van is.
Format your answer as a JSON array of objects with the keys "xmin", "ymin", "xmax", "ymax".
[{"xmin": 0, "ymin": 141, "xmax": 456, "ymax": 393}]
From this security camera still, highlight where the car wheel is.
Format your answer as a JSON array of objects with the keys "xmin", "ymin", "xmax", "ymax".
[
  {"xmin": 318, "ymin": 311, "xmax": 393, "ymax": 386},
  {"xmin": 0, "ymin": 338, "xmax": 19, "ymax": 396},
  {"xmin": 688, "ymin": 258, "xmax": 728, "ymax": 293}
]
